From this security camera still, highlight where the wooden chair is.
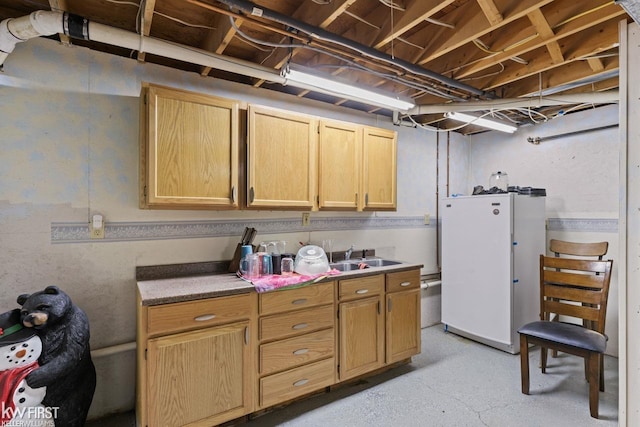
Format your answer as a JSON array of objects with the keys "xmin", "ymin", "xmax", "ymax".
[
  {"xmin": 518, "ymin": 255, "xmax": 613, "ymax": 418},
  {"xmin": 549, "ymin": 239, "xmax": 608, "ymax": 260},
  {"xmin": 547, "ymin": 240, "xmax": 608, "ymax": 358}
]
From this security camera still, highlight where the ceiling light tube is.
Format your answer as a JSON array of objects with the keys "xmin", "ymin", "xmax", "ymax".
[
  {"xmin": 445, "ymin": 111, "xmax": 517, "ymax": 133},
  {"xmin": 282, "ymin": 67, "xmax": 415, "ymax": 112}
]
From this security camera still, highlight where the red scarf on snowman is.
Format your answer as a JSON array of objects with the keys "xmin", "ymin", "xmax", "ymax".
[{"xmin": 0, "ymin": 361, "xmax": 40, "ymax": 423}]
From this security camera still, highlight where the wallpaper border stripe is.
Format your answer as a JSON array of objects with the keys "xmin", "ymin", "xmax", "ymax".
[
  {"xmin": 51, "ymin": 216, "xmax": 618, "ymax": 243},
  {"xmin": 51, "ymin": 216, "xmax": 427, "ymax": 243}
]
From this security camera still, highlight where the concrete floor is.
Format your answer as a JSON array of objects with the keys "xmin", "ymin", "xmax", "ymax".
[{"xmin": 87, "ymin": 325, "xmax": 618, "ymax": 426}]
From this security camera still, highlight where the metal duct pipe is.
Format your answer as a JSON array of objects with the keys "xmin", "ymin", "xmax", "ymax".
[
  {"xmin": 0, "ymin": 11, "xmax": 283, "ymax": 84},
  {"xmin": 527, "ymin": 123, "xmax": 619, "ymax": 144},
  {"xmin": 215, "ymin": 0, "xmax": 491, "ymax": 98},
  {"xmin": 408, "ymin": 91, "xmax": 620, "ymax": 115}
]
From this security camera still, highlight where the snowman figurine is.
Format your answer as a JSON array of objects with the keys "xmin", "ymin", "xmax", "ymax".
[{"xmin": 0, "ymin": 309, "xmax": 52, "ymax": 426}]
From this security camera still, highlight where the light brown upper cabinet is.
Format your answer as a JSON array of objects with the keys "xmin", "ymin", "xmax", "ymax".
[
  {"xmin": 319, "ymin": 122, "xmax": 397, "ymax": 212},
  {"xmin": 361, "ymin": 127, "xmax": 397, "ymax": 211},
  {"xmin": 140, "ymin": 84, "xmax": 240, "ymax": 209},
  {"xmin": 247, "ymin": 105, "xmax": 317, "ymax": 209},
  {"xmin": 318, "ymin": 120, "xmax": 362, "ymax": 210}
]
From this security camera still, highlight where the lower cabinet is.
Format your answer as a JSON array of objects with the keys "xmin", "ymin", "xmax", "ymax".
[
  {"xmin": 337, "ymin": 275, "xmax": 385, "ymax": 380},
  {"xmin": 137, "ymin": 268, "xmax": 421, "ymax": 426},
  {"xmin": 386, "ymin": 270, "xmax": 422, "ymax": 364},
  {"xmin": 147, "ymin": 322, "xmax": 253, "ymax": 427},
  {"xmin": 137, "ymin": 292, "xmax": 257, "ymax": 427}
]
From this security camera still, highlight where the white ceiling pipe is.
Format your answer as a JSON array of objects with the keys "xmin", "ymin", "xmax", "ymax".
[
  {"xmin": 408, "ymin": 91, "xmax": 619, "ymax": 115},
  {"xmin": 0, "ymin": 10, "xmax": 283, "ymax": 85}
]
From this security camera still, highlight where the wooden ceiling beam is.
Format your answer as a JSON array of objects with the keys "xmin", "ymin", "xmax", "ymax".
[
  {"xmin": 587, "ymin": 57, "xmax": 606, "ymax": 72},
  {"xmin": 477, "ymin": 0, "xmax": 503, "ymax": 26},
  {"xmin": 372, "ymin": 0, "xmax": 456, "ymax": 49},
  {"xmin": 456, "ymin": 1, "xmax": 625, "ymax": 78},
  {"xmin": 136, "ymin": 0, "xmax": 157, "ymax": 62},
  {"xmin": 501, "ymin": 57, "xmax": 618, "ymax": 98},
  {"xmin": 527, "ymin": 8, "xmax": 564, "ymax": 64},
  {"xmin": 48, "ymin": 0, "xmax": 70, "ymax": 45},
  {"xmin": 416, "ymin": 0, "xmax": 554, "ymax": 65},
  {"xmin": 199, "ymin": 15, "xmax": 244, "ymax": 76},
  {"xmin": 480, "ymin": 19, "xmax": 619, "ymax": 90}
]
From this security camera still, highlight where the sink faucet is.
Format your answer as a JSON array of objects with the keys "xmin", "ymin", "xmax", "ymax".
[{"xmin": 345, "ymin": 244, "xmax": 355, "ymax": 260}]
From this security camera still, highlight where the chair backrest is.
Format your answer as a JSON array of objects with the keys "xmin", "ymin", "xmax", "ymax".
[
  {"xmin": 539, "ymin": 255, "xmax": 613, "ymax": 334},
  {"xmin": 549, "ymin": 239, "xmax": 608, "ymax": 259}
]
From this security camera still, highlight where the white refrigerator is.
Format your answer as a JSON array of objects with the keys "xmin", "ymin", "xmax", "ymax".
[{"xmin": 441, "ymin": 193, "xmax": 546, "ymax": 354}]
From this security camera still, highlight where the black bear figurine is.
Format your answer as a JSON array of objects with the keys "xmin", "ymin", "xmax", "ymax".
[{"xmin": 18, "ymin": 286, "xmax": 97, "ymax": 427}]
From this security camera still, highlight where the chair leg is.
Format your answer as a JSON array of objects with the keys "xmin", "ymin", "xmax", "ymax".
[
  {"xmin": 599, "ymin": 354, "xmax": 605, "ymax": 392},
  {"xmin": 520, "ymin": 335, "xmax": 530, "ymax": 394},
  {"xmin": 587, "ymin": 353, "xmax": 600, "ymax": 418},
  {"xmin": 540, "ymin": 346, "xmax": 547, "ymax": 373}
]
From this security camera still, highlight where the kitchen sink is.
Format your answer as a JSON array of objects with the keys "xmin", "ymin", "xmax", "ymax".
[
  {"xmin": 361, "ymin": 258, "xmax": 402, "ymax": 267},
  {"xmin": 330, "ymin": 258, "xmax": 402, "ymax": 271}
]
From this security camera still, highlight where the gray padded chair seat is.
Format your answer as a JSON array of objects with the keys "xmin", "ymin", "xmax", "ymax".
[{"xmin": 518, "ymin": 321, "xmax": 606, "ymax": 353}]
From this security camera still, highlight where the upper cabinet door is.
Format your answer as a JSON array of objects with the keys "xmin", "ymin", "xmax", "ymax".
[
  {"xmin": 361, "ymin": 127, "xmax": 397, "ymax": 211},
  {"xmin": 141, "ymin": 84, "xmax": 239, "ymax": 209},
  {"xmin": 318, "ymin": 120, "xmax": 361, "ymax": 210},
  {"xmin": 247, "ymin": 105, "xmax": 317, "ymax": 209}
]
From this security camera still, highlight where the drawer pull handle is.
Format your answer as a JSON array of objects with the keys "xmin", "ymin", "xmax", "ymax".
[
  {"xmin": 194, "ymin": 314, "xmax": 216, "ymax": 322},
  {"xmin": 293, "ymin": 348, "xmax": 309, "ymax": 355},
  {"xmin": 293, "ymin": 379, "xmax": 309, "ymax": 387},
  {"xmin": 400, "ymin": 281, "xmax": 411, "ymax": 287},
  {"xmin": 292, "ymin": 323, "xmax": 308, "ymax": 330},
  {"xmin": 292, "ymin": 298, "xmax": 308, "ymax": 305},
  {"xmin": 356, "ymin": 289, "xmax": 369, "ymax": 294}
]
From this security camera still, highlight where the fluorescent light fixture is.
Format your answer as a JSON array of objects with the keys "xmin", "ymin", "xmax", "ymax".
[
  {"xmin": 281, "ymin": 66, "xmax": 415, "ymax": 112},
  {"xmin": 445, "ymin": 111, "xmax": 518, "ymax": 133}
]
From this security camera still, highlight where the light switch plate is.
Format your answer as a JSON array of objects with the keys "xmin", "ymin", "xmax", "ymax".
[{"xmin": 302, "ymin": 212, "xmax": 310, "ymax": 226}]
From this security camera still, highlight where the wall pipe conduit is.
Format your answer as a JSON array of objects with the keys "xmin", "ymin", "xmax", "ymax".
[
  {"xmin": 527, "ymin": 123, "xmax": 619, "ymax": 144},
  {"xmin": 0, "ymin": 11, "xmax": 285, "ymax": 84},
  {"xmin": 215, "ymin": 0, "xmax": 490, "ymax": 99}
]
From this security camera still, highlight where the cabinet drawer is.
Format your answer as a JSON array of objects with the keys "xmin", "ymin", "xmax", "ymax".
[
  {"xmin": 259, "ymin": 282, "xmax": 334, "ymax": 315},
  {"xmin": 260, "ymin": 328, "xmax": 334, "ymax": 375},
  {"xmin": 147, "ymin": 293, "xmax": 253, "ymax": 336},
  {"xmin": 386, "ymin": 269, "xmax": 420, "ymax": 293},
  {"xmin": 260, "ymin": 304, "xmax": 334, "ymax": 342},
  {"xmin": 260, "ymin": 358, "xmax": 335, "ymax": 408},
  {"xmin": 339, "ymin": 275, "xmax": 384, "ymax": 301}
]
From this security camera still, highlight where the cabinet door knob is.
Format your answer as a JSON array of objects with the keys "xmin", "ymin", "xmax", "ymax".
[
  {"xmin": 356, "ymin": 289, "xmax": 369, "ymax": 294},
  {"xmin": 293, "ymin": 379, "xmax": 309, "ymax": 387},
  {"xmin": 292, "ymin": 323, "xmax": 308, "ymax": 330},
  {"xmin": 292, "ymin": 298, "xmax": 308, "ymax": 305},
  {"xmin": 293, "ymin": 348, "xmax": 309, "ymax": 355},
  {"xmin": 249, "ymin": 187, "xmax": 255, "ymax": 203},
  {"xmin": 194, "ymin": 314, "xmax": 216, "ymax": 322},
  {"xmin": 231, "ymin": 186, "xmax": 237, "ymax": 203},
  {"xmin": 365, "ymin": 193, "xmax": 369, "ymax": 206},
  {"xmin": 400, "ymin": 281, "xmax": 411, "ymax": 287}
]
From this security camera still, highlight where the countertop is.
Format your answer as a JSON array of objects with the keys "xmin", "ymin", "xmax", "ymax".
[{"xmin": 137, "ymin": 261, "xmax": 423, "ymax": 306}]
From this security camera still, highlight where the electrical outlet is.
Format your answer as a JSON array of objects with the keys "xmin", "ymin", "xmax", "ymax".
[
  {"xmin": 302, "ymin": 212, "xmax": 310, "ymax": 226},
  {"xmin": 90, "ymin": 224, "xmax": 104, "ymax": 239},
  {"xmin": 424, "ymin": 213, "xmax": 430, "ymax": 225},
  {"xmin": 90, "ymin": 214, "xmax": 105, "ymax": 239}
]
